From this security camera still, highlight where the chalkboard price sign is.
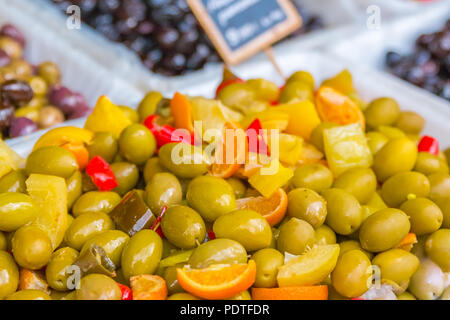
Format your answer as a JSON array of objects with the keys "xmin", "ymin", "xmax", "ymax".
[{"xmin": 187, "ymin": 0, "xmax": 302, "ymax": 65}]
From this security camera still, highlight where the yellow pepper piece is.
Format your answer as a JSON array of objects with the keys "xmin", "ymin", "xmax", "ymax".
[
  {"xmin": 171, "ymin": 92, "xmax": 194, "ymax": 133},
  {"xmin": 248, "ymin": 159, "xmax": 293, "ymax": 198},
  {"xmin": 268, "ymin": 133, "xmax": 303, "ymax": 166},
  {"xmin": 33, "ymin": 126, "xmax": 94, "ymax": 151},
  {"xmin": 323, "ymin": 123, "xmax": 373, "ymax": 176},
  {"xmin": 26, "ymin": 174, "xmax": 68, "ymax": 249},
  {"xmin": 321, "ymin": 69, "xmax": 355, "ymax": 95},
  {"xmin": 84, "ymin": 95, "xmax": 132, "ymax": 139},
  {"xmin": 277, "ymin": 100, "xmax": 321, "ymax": 140},
  {"xmin": 0, "ymin": 140, "xmax": 24, "ymax": 179}
]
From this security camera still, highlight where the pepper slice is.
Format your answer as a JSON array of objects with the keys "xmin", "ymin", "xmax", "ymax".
[
  {"xmin": 143, "ymin": 114, "xmax": 194, "ymax": 148},
  {"xmin": 246, "ymin": 118, "xmax": 269, "ymax": 156},
  {"xmin": 417, "ymin": 135, "xmax": 439, "ymax": 155},
  {"xmin": 117, "ymin": 283, "xmax": 133, "ymax": 300},
  {"xmin": 73, "ymin": 244, "xmax": 116, "ymax": 277},
  {"xmin": 150, "ymin": 206, "xmax": 167, "ymax": 238},
  {"xmin": 85, "ymin": 156, "xmax": 118, "ymax": 191}
]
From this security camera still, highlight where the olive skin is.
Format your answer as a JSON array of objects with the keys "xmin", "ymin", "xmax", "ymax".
[
  {"xmin": 434, "ymin": 197, "xmax": 450, "ymax": 228},
  {"xmin": 66, "ymin": 171, "xmax": 82, "ymax": 209},
  {"xmin": 164, "ymin": 265, "xmax": 185, "ymax": 295},
  {"xmin": 425, "ymin": 229, "xmax": 450, "ymax": 272},
  {"xmin": 72, "ymin": 191, "xmax": 121, "ymax": 217},
  {"xmin": 366, "ymin": 131, "xmax": 389, "ymax": 155},
  {"xmin": 310, "ymin": 122, "xmax": 338, "ymax": 153},
  {"xmin": 395, "ymin": 111, "xmax": 424, "ymax": 134},
  {"xmin": 213, "ymin": 210, "xmax": 272, "ymax": 252},
  {"xmin": 188, "ymin": 239, "xmax": 248, "ymax": 269},
  {"xmin": 277, "ymin": 218, "xmax": 315, "ymax": 255},
  {"xmin": 0, "ymin": 232, "xmax": 6, "ymax": 251},
  {"xmin": 0, "ymin": 192, "xmax": 37, "ymax": 232},
  {"xmin": 364, "ymin": 97, "xmax": 400, "ymax": 128},
  {"xmin": 158, "ymin": 143, "xmax": 209, "ymax": 179},
  {"xmin": 118, "ymin": 124, "xmax": 156, "ymax": 165},
  {"xmin": 0, "ymin": 170, "xmax": 26, "ymax": 193},
  {"xmin": 45, "ymin": 247, "xmax": 79, "ymax": 291},
  {"xmin": 111, "ymin": 162, "xmax": 139, "ymax": 196},
  {"xmin": 226, "ymin": 178, "xmax": 247, "ymax": 199},
  {"xmin": 373, "ymin": 138, "xmax": 418, "ymax": 182},
  {"xmin": 339, "ymin": 240, "xmax": 372, "ymax": 260},
  {"xmin": 372, "ymin": 249, "xmax": 420, "ymax": 288},
  {"xmin": 322, "ymin": 189, "xmax": 362, "ymax": 236},
  {"xmin": 314, "ymin": 225, "xmax": 337, "ymax": 245},
  {"xmin": 251, "ymin": 248, "xmax": 284, "ymax": 288},
  {"xmin": 12, "ymin": 225, "xmax": 53, "ymax": 270},
  {"xmin": 26, "ymin": 146, "xmax": 78, "ymax": 178},
  {"xmin": 287, "ymin": 188, "xmax": 327, "ymax": 228},
  {"xmin": 331, "ymin": 250, "xmax": 372, "ymax": 298},
  {"xmin": 146, "ymin": 172, "xmax": 182, "ymax": 214},
  {"xmin": 137, "ymin": 91, "xmax": 162, "ymax": 121},
  {"xmin": 6, "ymin": 289, "xmax": 52, "ymax": 300},
  {"xmin": 187, "ymin": 175, "xmax": 236, "ymax": 222},
  {"xmin": 381, "ymin": 171, "xmax": 430, "ymax": 207},
  {"xmin": 0, "ymin": 250, "xmax": 19, "ymax": 299},
  {"xmin": 409, "ymin": 259, "xmax": 445, "ymax": 300},
  {"xmin": 121, "ymin": 229, "xmax": 163, "ymax": 280},
  {"xmin": 143, "ymin": 157, "xmax": 167, "ymax": 184},
  {"xmin": 333, "ymin": 168, "xmax": 377, "ymax": 204},
  {"xmin": 80, "ymin": 230, "xmax": 130, "ymax": 267},
  {"xmin": 414, "ymin": 152, "xmax": 447, "ymax": 175},
  {"xmin": 359, "ymin": 208, "xmax": 410, "ymax": 253},
  {"xmin": 399, "ymin": 198, "xmax": 443, "ymax": 235},
  {"xmin": 87, "ymin": 132, "xmax": 118, "ymax": 163},
  {"xmin": 76, "ymin": 274, "xmax": 121, "ymax": 300},
  {"xmin": 428, "ymin": 173, "xmax": 450, "ymax": 200},
  {"xmin": 279, "ymin": 81, "xmax": 313, "ymax": 103},
  {"xmin": 64, "ymin": 212, "xmax": 114, "ymax": 251},
  {"xmin": 161, "ymin": 205, "xmax": 206, "ymax": 249},
  {"xmin": 291, "ymin": 164, "xmax": 333, "ymax": 192}
]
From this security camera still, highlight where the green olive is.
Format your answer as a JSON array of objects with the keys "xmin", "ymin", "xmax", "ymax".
[
  {"xmin": 397, "ymin": 291, "xmax": 416, "ymax": 300},
  {"xmin": 359, "ymin": 208, "xmax": 410, "ymax": 252},
  {"xmin": 0, "ymin": 192, "xmax": 37, "ymax": 232},
  {"xmin": 286, "ymin": 71, "xmax": 315, "ymax": 90},
  {"xmin": 399, "ymin": 198, "xmax": 443, "ymax": 235},
  {"xmin": 414, "ymin": 152, "xmax": 447, "ymax": 175},
  {"xmin": 0, "ymin": 250, "xmax": 19, "ymax": 299},
  {"xmin": 322, "ymin": 188, "xmax": 362, "ymax": 235},
  {"xmin": 373, "ymin": 138, "xmax": 418, "ymax": 182},
  {"xmin": 121, "ymin": 229, "xmax": 162, "ymax": 280},
  {"xmin": 45, "ymin": 247, "xmax": 79, "ymax": 291},
  {"xmin": 377, "ymin": 125, "xmax": 405, "ymax": 139},
  {"xmin": 162, "ymin": 238, "xmax": 178, "ymax": 259},
  {"xmin": 409, "ymin": 258, "xmax": 445, "ymax": 300},
  {"xmin": 26, "ymin": 146, "xmax": 78, "ymax": 178},
  {"xmin": 291, "ymin": 164, "xmax": 333, "ymax": 193},
  {"xmin": 119, "ymin": 124, "xmax": 156, "ymax": 165},
  {"xmin": 428, "ymin": 173, "xmax": 450, "ymax": 200},
  {"xmin": 381, "ymin": 171, "xmax": 430, "ymax": 207},
  {"xmin": 188, "ymin": 239, "xmax": 248, "ymax": 269},
  {"xmin": 279, "ymin": 81, "xmax": 313, "ymax": 103},
  {"xmin": 65, "ymin": 212, "xmax": 114, "ymax": 251},
  {"xmin": 226, "ymin": 177, "xmax": 247, "ymax": 199},
  {"xmin": 145, "ymin": 172, "xmax": 182, "ymax": 214},
  {"xmin": 425, "ymin": 229, "xmax": 450, "ymax": 272},
  {"xmin": 158, "ymin": 143, "xmax": 209, "ymax": 179},
  {"xmin": 138, "ymin": 91, "xmax": 163, "ymax": 121},
  {"xmin": 213, "ymin": 209, "xmax": 272, "ymax": 252},
  {"xmin": 6, "ymin": 289, "xmax": 51, "ymax": 300},
  {"xmin": 80, "ymin": 230, "xmax": 129, "ymax": 267},
  {"xmin": 143, "ymin": 157, "xmax": 167, "ymax": 184},
  {"xmin": 310, "ymin": 122, "xmax": 338, "ymax": 153},
  {"xmin": 111, "ymin": 162, "xmax": 139, "ymax": 196},
  {"xmin": 66, "ymin": 171, "xmax": 82, "ymax": 209},
  {"xmin": 366, "ymin": 131, "xmax": 389, "ymax": 155},
  {"xmin": 395, "ymin": 111, "xmax": 424, "ymax": 134},
  {"xmin": 161, "ymin": 205, "xmax": 206, "ymax": 249},
  {"xmin": 434, "ymin": 197, "xmax": 450, "ymax": 228},
  {"xmin": 339, "ymin": 240, "xmax": 372, "ymax": 260},
  {"xmin": 0, "ymin": 169, "xmax": 26, "ymax": 193},
  {"xmin": 314, "ymin": 225, "xmax": 337, "ymax": 245},
  {"xmin": 333, "ymin": 168, "xmax": 377, "ymax": 204},
  {"xmin": 251, "ymin": 248, "xmax": 284, "ymax": 288},
  {"xmin": 277, "ymin": 217, "xmax": 315, "ymax": 255},
  {"xmin": 331, "ymin": 249, "xmax": 372, "ymax": 298},
  {"xmin": 87, "ymin": 132, "xmax": 118, "ymax": 163},
  {"xmin": 246, "ymin": 78, "xmax": 280, "ymax": 102},
  {"xmin": 76, "ymin": 274, "xmax": 121, "ymax": 300},
  {"xmin": 12, "ymin": 225, "xmax": 53, "ymax": 269},
  {"xmin": 217, "ymin": 83, "xmax": 257, "ymax": 113},
  {"xmin": 163, "ymin": 265, "xmax": 185, "ymax": 295},
  {"xmin": 372, "ymin": 249, "xmax": 420, "ymax": 288},
  {"xmin": 72, "ymin": 191, "xmax": 121, "ymax": 217},
  {"xmin": 287, "ymin": 188, "xmax": 327, "ymax": 228},
  {"xmin": 0, "ymin": 232, "xmax": 6, "ymax": 251},
  {"xmin": 364, "ymin": 97, "xmax": 400, "ymax": 128},
  {"xmin": 187, "ymin": 175, "xmax": 236, "ymax": 222}
]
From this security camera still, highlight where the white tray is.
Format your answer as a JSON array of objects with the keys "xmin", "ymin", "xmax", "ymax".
[{"xmin": 1, "ymin": 0, "xmax": 144, "ymax": 147}]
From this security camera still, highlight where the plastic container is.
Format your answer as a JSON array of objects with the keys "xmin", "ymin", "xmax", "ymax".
[{"xmin": 0, "ymin": 0, "xmax": 144, "ymax": 147}]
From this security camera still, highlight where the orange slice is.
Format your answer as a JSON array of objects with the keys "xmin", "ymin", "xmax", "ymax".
[
  {"xmin": 236, "ymin": 188, "xmax": 288, "ymax": 226},
  {"xmin": 177, "ymin": 260, "xmax": 256, "ymax": 300},
  {"xmin": 61, "ymin": 142, "xmax": 89, "ymax": 170},
  {"xmin": 170, "ymin": 92, "xmax": 194, "ymax": 133},
  {"xmin": 315, "ymin": 86, "xmax": 365, "ymax": 131},
  {"xmin": 130, "ymin": 274, "xmax": 168, "ymax": 300},
  {"xmin": 251, "ymin": 285, "xmax": 328, "ymax": 300},
  {"xmin": 396, "ymin": 233, "xmax": 417, "ymax": 252}
]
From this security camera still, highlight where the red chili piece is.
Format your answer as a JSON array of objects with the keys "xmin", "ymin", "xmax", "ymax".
[
  {"xmin": 207, "ymin": 229, "xmax": 216, "ymax": 240},
  {"xmin": 117, "ymin": 283, "xmax": 133, "ymax": 300},
  {"xmin": 85, "ymin": 156, "xmax": 118, "ymax": 191},
  {"xmin": 144, "ymin": 114, "xmax": 194, "ymax": 148},
  {"xmin": 150, "ymin": 206, "xmax": 167, "ymax": 238},
  {"xmin": 418, "ymin": 135, "xmax": 439, "ymax": 155},
  {"xmin": 246, "ymin": 118, "xmax": 270, "ymax": 156}
]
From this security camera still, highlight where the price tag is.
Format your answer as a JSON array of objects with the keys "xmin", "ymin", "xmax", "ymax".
[{"xmin": 187, "ymin": 0, "xmax": 302, "ymax": 65}]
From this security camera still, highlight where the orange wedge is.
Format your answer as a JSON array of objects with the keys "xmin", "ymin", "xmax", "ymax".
[
  {"xmin": 315, "ymin": 86, "xmax": 365, "ymax": 131},
  {"xmin": 61, "ymin": 142, "xmax": 89, "ymax": 170},
  {"xmin": 236, "ymin": 188, "xmax": 288, "ymax": 226},
  {"xmin": 177, "ymin": 260, "xmax": 256, "ymax": 300},
  {"xmin": 251, "ymin": 286, "xmax": 328, "ymax": 300},
  {"xmin": 130, "ymin": 274, "xmax": 168, "ymax": 300},
  {"xmin": 396, "ymin": 233, "xmax": 417, "ymax": 252},
  {"xmin": 170, "ymin": 92, "xmax": 194, "ymax": 133}
]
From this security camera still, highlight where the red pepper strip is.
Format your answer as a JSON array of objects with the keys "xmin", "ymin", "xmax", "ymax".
[
  {"xmin": 144, "ymin": 115, "xmax": 194, "ymax": 148},
  {"xmin": 117, "ymin": 283, "xmax": 133, "ymax": 300},
  {"xmin": 246, "ymin": 118, "xmax": 270, "ymax": 156},
  {"xmin": 418, "ymin": 135, "xmax": 439, "ymax": 155},
  {"xmin": 215, "ymin": 78, "xmax": 244, "ymax": 97},
  {"xmin": 85, "ymin": 156, "xmax": 118, "ymax": 191},
  {"xmin": 207, "ymin": 229, "xmax": 216, "ymax": 240},
  {"xmin": 150, "ymin": 206, "xmax": 167, "ymax": 238}
]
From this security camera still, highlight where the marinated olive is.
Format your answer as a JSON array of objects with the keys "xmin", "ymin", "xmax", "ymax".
[
  {"xmin": 0, "ymin": 250, "xmax": 19, "ymax": 299},
  {"xmin": 381, "ymin": 171, "xmax": 430, "ymax": 207},
  {"xmin": 72, "ymin": 191, "xmax": 121, "ymax": 217},
  {"xmin": 111, "ymin": 162, "xmax": 139, "ymax": 196},
  {"xmin": 314, "ymin": 225, "xmax": 337, "ymax": 245},
  {"xmin": 87, "ymin": 132, "xmax": 118, "ymax": 163},
  {"xmin": 339, "ymin": 240, "xmax": 372, "ymax": 260},
  {"xmin": 414, "ymin": 152, "xmax": 447, "ymax": 175},
  {"xmin": 251, "ymin": 248, "xmax": 284, "ymax": 288},
  {"xmin": 143, "ymin": 157, "xmax": 167, "ymax": 183},
  {"xmin": 333, "ymin": 168, "xmax": 377, "ymax": 204},
  {"xmin": 80, "ymin": 230, "xmax": 129, "ymax": 267},
  {"xmin": 0, "ymin": 232, "xmax": 6, "ymax": 251},
  {"xmin": 286, "ymin": 71, "xmax": 315, "ymax": 90},
  {"xmin": 434, "ymin": 197, "xmax": 450, "ymax": 228},
  {"xmin": 137, "ymin": 91, "xmax": 163, "ymax": 121},
  {"xmin": 364, "ymin": 97, "xmax": 400, "ymax": 128},
  {"xmin": 425, "ymin": 229, "xmax": 450, "ymax": 272},
  {"xmin": 66, "ymin": 171, "xmax": 82, "ymax": 210},
  {"xmin": 0, "ymin": 192, "xmax": 36, "ymax": 232},
  {"xmin": 366, "ymin": 131, "xmax": 389, "ymax": 155},
  {"xmin": 399, "ymin": 198, "xmax": 443, "ymax": 235},
  {"xmin": 395, "ymin": 111, "xmax": 424, "ymax": 134},
  {"xmin": 0, "ymin": 169, "xmax": 26, "ymax": 193},
  {"xmin": 188, "ymin": 239, "xmax": 248, "ymax": 269},
  {"xmin": 291, "ymin": 164, "xmax": 333, "ymax": 193},
  {"xmin": 45, "ymin": 247, "xmax": 79, "ymax": 291},
  {"xmin": 226, "ymin": 177, "xmax": 247, "ymax": 199},
  {"xmin": 119, "ymin": 124, "xmax": 156, "ymax": 165},
  {"xmin": 279, "ymin": 81, "xmax": 313, "ymax": 103},
  {"xmin": 76, "ymin": 274, "xmax": 121, "ymax": 300},
  {"xmin": 310, "ymin": 122, "xmax": 338, "ymax": 152},
  {"xmin": 163, "ymin": 265, "xmax": 185, "ymax": 295},
  {"xmin": 145, "ymin": 172, "xmax": 182, "ymax": 214},
  {"xmin": 409, "ymin": 258, "xmax": 445, "ymax": 300},
  {"xmin": 277, "ymin": 217, "xmax": 315, "ymax": 255},
  {"xmin": 428, "ymin": 173, "xmax": 450, "ymax": 200},
  {"xmin": 287, "ymin": 188, "xmax": 327, "ymax": 228},
  {"xmin": 12, "ymin": 225, "xmax": 53, "ymax": 270},
  {"xmin": 26, "ymin": 146, "xmax": 78, "ymax": 178},
  {"xmin": 158, "ymin": 143, "xmax": 209, "ymax": 179}
]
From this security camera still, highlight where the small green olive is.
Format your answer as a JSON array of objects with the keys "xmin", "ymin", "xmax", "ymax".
[
  {"xmin": 26, "ymin": 146, "xmax": 78, "ymax": 178},
  {"xmin": 381, "ymin": 171, "xmax": 430, "ymax": 207},
  {"xmin": 45, "ymin": 247, "xmax": 79, "ymax": 291},
  {"xmin": 12, "ymin": 225, "xmax": 53, "ymax": 270},
  {"xmin": 76, "ymin": 274, "xmax": 121, "ymax": 300},
  {"xmin": 277, "ymin": 217, "xmax": 315, "ymax": 255},
  {"xmin": 399, "ymin": 198, "xmax": 443, "ymax": 235},
  {"xmin": 251, "ymin": 248, "xmax": 284, "ymax": 288},
  {"xmin": 118, "ymin": 124, "xmax": 156, "ymax": 165},
  {"xmin": 0, "ymin": 250, "xmax": 19, "ymax": 299},
  {"xmin": 188, "ymin": 239, "xmax": 248, "ymax": 269},
  {"xmin": 291, "ymin": 164, "xmax": 333, "ymax": 193},
  {"xmin": 287, "ymin": 188, "xmax": 327, "ymax": 228},
  {"xmin": 145, "ymin": 172, "xmax": 182, "ymax": 214},
  {"xmin": 425, "ymin": 229, "xmax": 450, "ymax": 272},
  {"xmin": 333, "ymin": 168, "xmax": 377, "ymax": 204}
]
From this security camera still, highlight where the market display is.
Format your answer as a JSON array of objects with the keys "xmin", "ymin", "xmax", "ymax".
[
  {"xmin": 0, "ymin": 23, "xmax": 91, "ymax": 139},
  {"xmin": 0, "ymin": 67, "xmax": 448, "ymax": 300}
]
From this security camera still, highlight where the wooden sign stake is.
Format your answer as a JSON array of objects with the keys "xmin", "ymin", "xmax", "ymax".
[{"xmin": 264, "ymin": 47, "xmax": 285, "ymax": 81}]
